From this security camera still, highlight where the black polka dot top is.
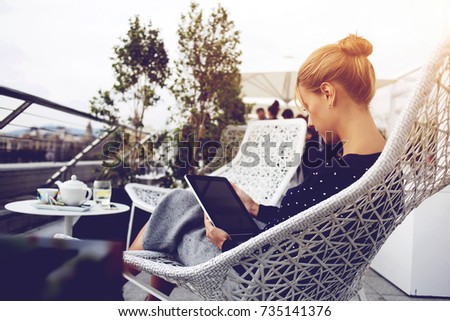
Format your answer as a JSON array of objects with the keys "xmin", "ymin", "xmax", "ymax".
[
  {"xmin": 258, "ymin": 153, "xmax": 381, "ymax": 230},
  {"xmin": 221, "ymin": 152, "xmax": 381, "ymax": 252}
]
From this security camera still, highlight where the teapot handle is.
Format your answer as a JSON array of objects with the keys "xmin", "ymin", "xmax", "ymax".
[{"xmin": 83, "ymin": 187, "xmax": 93, "ymax": 203}]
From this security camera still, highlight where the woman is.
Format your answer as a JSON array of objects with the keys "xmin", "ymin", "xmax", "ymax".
[{"xmin": 128, "ymin": 34, "xmax": 386, "ymax": 299}]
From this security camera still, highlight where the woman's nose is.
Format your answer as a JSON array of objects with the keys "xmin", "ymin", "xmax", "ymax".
[{"xmin": 307, "ymin": 116, "xmax": 313, "ymax": 128}]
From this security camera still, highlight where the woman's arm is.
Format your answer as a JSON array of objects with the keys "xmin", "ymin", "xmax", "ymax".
[{"xmin": 231, "ymin": 182, "xmax": 281, "ymax": 223}]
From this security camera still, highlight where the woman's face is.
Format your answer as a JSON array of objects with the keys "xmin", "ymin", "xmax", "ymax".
[{"xmin": 298, "ymin": 85, "xmax": 339, "ymax": 144}]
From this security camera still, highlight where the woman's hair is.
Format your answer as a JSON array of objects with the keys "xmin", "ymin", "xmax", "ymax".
[{"xmin": 295, "ymin": 34, "xmax": 376, "ymax": 107}]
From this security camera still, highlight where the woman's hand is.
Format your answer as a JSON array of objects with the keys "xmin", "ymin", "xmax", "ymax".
[
  {"xmin": 204, "ymin": 214, "xmax": 231, "ymax": 250},
  {"xmin": 230, "ymin": 182, "xmax": 260, "ymax": 218}
]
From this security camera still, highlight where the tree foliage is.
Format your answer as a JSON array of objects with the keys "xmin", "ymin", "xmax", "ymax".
[
  {"xmin": 112, "ymin": 16, "xmax": 170, "ymax": 129},
  {"xmin": 89, "ymin": 6, "xmax": 246, "ymax": 188},
  {"xmin": 164, "ymin": 2, "xmax": 246, "ymax": 184},
  {"xmin": 90, "ymin": 16, "xmax": 170, "ymax": 184}
]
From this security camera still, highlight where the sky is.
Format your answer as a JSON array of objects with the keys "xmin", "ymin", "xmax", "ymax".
[{"xmin": 0, "ymin": 0, "xmax": 448, "ymax": 132}]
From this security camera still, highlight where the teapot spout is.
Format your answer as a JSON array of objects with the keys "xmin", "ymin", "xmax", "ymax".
[{"xmin": 55, "ymin": 180, "xmax": 62, "ymax": 188}]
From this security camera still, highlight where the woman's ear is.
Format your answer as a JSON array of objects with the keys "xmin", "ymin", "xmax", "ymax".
[{"xmin": 320, "ymin": 82, "xmax": 335, "ymax": 107}]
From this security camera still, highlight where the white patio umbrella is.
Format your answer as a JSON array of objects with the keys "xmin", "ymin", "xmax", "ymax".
[
  {"xmin": 241, "ymin": 71, "xmax": 297, "ymax": 105},
  {"xmin": 241, "ymin": 71, "xmax": 396, "ymax": 105}
]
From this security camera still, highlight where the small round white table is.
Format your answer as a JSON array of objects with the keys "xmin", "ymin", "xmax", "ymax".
[{"xmin": 5, "ymin": 200, "xmax": 130, "ymax": 236}]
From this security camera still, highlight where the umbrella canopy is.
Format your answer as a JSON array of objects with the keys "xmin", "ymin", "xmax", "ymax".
[
  {"xmin": 241, "ymin": 71, "xmax": 396, "ymax": 105},
  {"xmin": 241, "ymin": 71, "xmax": 297, "ymax": 105}
]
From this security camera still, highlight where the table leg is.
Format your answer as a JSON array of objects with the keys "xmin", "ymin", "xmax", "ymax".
[
  {"xmin": 126, "ymin": 203, "xmax": 136, "ymax": 250},
  {"xmin": 64, "ymin": 216, "xmax": 73, "ymax": 236}
]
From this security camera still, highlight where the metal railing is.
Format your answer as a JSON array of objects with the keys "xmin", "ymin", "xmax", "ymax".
[
  {"xmin": 0, "ymin": 86, "xmax": 112, "ymax": 130},
  {"xmin": 0, "ymin": 86, "xmax": 145, "ymax": 186}
]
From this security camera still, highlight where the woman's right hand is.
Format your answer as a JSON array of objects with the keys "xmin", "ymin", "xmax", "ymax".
[
  {"xmin": 230, "ymin": 182, "xmax": 259, "ymax": 218},
  {"xmin": 204, "ymin": 214, "xmax": 230, "ymax": 250}
]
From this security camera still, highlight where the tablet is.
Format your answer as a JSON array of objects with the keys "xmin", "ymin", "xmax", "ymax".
[{"xmin": 185, "ymin": 175, "xmax": 261, "ymax": 239}]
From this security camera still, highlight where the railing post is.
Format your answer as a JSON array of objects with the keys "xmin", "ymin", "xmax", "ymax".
[
  {"xmin": 45, "ymin": 125, "xmax": 118, "ymax": 186},
  {"xmin": 0, "ymin": 101, "xmax": 33, "ymax": 129}
]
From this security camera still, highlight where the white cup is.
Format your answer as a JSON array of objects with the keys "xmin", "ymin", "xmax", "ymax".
[{"xmin": 37, "ymin": 188, "xmax": 59, "ymax": 204}]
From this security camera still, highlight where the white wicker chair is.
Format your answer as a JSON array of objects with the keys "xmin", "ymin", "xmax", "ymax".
[
  {"xmin": 124, "ymin": 119, "xmax": 307, "ymax": 249},
  {"xmin": 123, "ymin": 38, "xmax": 450, "ymax": 301}
]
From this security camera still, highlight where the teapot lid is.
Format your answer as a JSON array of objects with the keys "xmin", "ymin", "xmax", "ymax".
[{"xmin": 62, "ymin": 175, "xmax": 86, "ymax": 188}]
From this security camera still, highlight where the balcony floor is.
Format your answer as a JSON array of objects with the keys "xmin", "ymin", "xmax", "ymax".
[{"xmin": 23, "ymin": 218, "xmax": 450, "ymax": 301}]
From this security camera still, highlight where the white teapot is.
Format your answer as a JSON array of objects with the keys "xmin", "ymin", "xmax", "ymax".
[{"xmin": 55, "ymin": 175, "xmax": 92, "ymax": 206}]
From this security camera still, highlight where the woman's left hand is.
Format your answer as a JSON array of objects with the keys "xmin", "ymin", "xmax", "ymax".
[{"xmin": 204, "ymin": 214, "xmax": 231, "ymax": 250}]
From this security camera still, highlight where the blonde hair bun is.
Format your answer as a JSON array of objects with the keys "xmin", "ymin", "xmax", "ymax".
[{"xmin": 338, "ymin": 34, "xmax": 373, "ymax": 57}]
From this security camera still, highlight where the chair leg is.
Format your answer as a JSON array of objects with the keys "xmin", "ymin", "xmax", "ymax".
[
  {"xmin": 357, "ymin": 288, "xmax": 368, "ymax": 301},
  {"xmin": 126, "ymin": 203, "xmax": 136, "ymax": 250},
  {"xmin": 123, "ymin": 271, "xmax": 171, "ymax": 301}
]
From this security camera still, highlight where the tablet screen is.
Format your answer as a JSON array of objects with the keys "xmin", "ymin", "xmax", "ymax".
[{"xmin": 185, "ymin": 175, "xmax": 260, "ymax": 236}]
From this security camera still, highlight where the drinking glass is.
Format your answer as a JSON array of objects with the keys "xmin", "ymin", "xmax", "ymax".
[{"xmin": 93, "ymin": 180, "xmax": 112, "ymax": 207}]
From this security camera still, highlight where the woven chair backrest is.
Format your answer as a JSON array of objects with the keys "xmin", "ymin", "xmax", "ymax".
[
  {"xmin": 212, "ymin": 118, "xmax": 307, "ymax": 206},
  {"xmin": 225, "ymin": 39, "xmax": 450, "ymax": 301},
  {"xmin": 219, "ymin": 124, "xmax": 248, "ymax": 163},
  {"xmin": 199, "ymin": 125, "xmax": 247, "ymax": 176}
]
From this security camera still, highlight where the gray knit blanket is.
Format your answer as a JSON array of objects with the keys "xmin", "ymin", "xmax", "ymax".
[{"xmin": 142, "ymin": 189, "xmax": 222, "ymax": 266}]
